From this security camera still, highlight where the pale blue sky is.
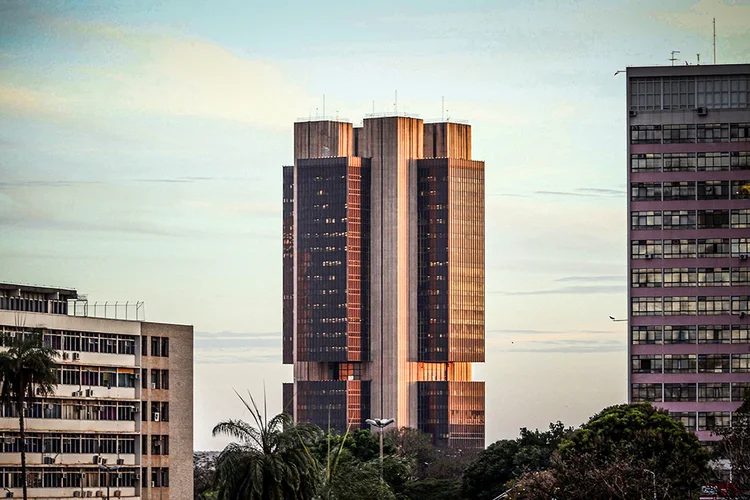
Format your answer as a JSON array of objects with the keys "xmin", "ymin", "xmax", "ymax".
[{"xmin": 2, "ymin": 0, "xmax": 750, "ymax": 450}]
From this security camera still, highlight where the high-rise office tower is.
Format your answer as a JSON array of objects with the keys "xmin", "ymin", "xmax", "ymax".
[
  {"xmin": 627, "ymin": 64, "xmax": 750, "ymax": 442},
  {"xmin": 0, "ymin": 283, "xmax": 194, "ymax": 499},
  {"xmin": 283, "ymin": 115, "xmax": 485, "ymax": 448}
]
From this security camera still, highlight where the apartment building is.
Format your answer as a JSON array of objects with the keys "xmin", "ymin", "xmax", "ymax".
[
  {"xmin": 627, "ymin": 64, "xmax": 750, "ymax": 442},
  {"xmin": 0, "ymin": 283, "xmax": 193, "ymax": 499},
  {"xmin": 283, "ymin": 116, "xmax": 485, "ymax": 448}
]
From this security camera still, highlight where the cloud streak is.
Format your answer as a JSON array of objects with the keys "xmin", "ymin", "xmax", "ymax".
[{"xmin": 489, "ymin": 285, "xmax": 624, "ymax": 296}]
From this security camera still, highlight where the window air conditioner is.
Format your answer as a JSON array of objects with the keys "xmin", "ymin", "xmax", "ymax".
[
  {"xmin": 740, "ymin": 312, "xmax": 747, "ymax": 319},
  {"xmin": 62, "ymin": 352, "xmax": 69, "ymax": 360},
  {"xmin": 151, "ymin": 383, "xmax": 157, "ymax": 389},
  {"xmin": 43, "ymin": 456, "xmax": 55, "ymax": 464},
  {"xmin": 72, "ymin": 353, "xmax": 80, "ymax": 360},
  {"xmin": 645, "ymin": 253, "xmax": 654, "ymax": 259},
  {"xmin": 95, "ymin": 492, "xmax": 103, "ymax": 498},
  {"xmin": 114, "ymin": 492, "xmax": 121, "ymax": 498},
  {"xmin": 86, "ymin": 492, "xmax": 92, "ymax": 498},
  {"xmin": 696, "ymin": 106, "xmax": 707, "ymax": 116},
  {"xmin": 741, "ymin": 254, "xmax": 748, "ymax": 261},
  {"xmin": 85, "ymin": 389, "xmax": 93, "ymax": 397},
  {"xmin": 93, "ymin": 455, "xmax": 100, "ymax": 464},
  {"xmin": 153, "ymin": 412, "xmax": 160, "ymax": 422},
  {"xmin": 116, "ymin": 458, "xmax": 124, "ymax": 465},
  {"xmin": 629, "ymin": 110, "xmax": 637, "ymax": 118},
  {"xmin": 73, "ymin": 492, "xmax": 82, "ymax": 498}
]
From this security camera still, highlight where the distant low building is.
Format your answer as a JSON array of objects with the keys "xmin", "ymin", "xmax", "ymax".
[{"xmin": 0, "ymin": 282, "xmax": 193, "ymax": 499}]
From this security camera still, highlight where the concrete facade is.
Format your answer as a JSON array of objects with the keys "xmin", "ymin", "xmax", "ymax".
[
  {"xmin": 0, "ymin": 284, "xmax": 193, "ymax": 499},
  {"xmin": 626, "ymin": 64, "xmax": 750, "ymax": 442}
]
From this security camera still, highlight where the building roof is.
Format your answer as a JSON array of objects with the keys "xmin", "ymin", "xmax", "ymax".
[{"xmin": 0, "ymin": 282, "xmax": 78, "ymax": 298}]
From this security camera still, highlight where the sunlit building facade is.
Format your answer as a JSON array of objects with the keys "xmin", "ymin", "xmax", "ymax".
[
  {"xmin": 0, "ymin": 283, "xmax": 193, "ymax": 499},
  {"xmin": 627, "ymin": 64, "xmax": 750, "ymax": 443},
  {"xmin": 283, "ymin": 116, "xmax": 485, "ymax": 448}
]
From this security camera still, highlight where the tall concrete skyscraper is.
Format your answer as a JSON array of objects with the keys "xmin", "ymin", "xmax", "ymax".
[
  {"xmin": 283, "ymin": 115, "xmax": 485, "ymax": 448},
  {"xmin": 627, "ymin": 63, "xmax": 750, "ymax": 443}
]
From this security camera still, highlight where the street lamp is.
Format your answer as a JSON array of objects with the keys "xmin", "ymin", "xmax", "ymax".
[
  {"xmin": 643, "ymin": 469, "xmax": 656, "ymax": 500},
  {"xmin": 365, "ymin": 417, "xmax": 395, "ymax": 483},
  {"xmin": 98, "ymin": 464, "xmax": 119, "ymax": 500}
]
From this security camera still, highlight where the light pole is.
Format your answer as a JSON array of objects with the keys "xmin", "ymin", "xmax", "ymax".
[
  {"xmin": 365, "ymin": 417, "xmax": 395, "ymax": 483},
  {"xmin": 98, "ymin": 464, "xmax": 119, "ymax": 500},
  {"xmin": 643, "ymin": 469, "xmax": 656, "ymax": 500}
]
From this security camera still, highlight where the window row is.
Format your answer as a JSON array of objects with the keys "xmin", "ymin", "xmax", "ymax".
[
  {"xmin": 631, "ymin": 210, "xmax": 750, "ymax": 230},
  {"xmin": 631, "ymin": 152, "xmax": 750, "ymax": 172},
  {"xmin": 632, "ymin": 179, "xmax": 750, "ymax": 201},
  {"xmin": 632, "ymin": 325, "xmax": 750, "ymax": 344},
  {"xmin": 632, "ymin": 354, "xmax": 750, "ymax": 373},
  {"xmin": 632, "ymin": 237, "xmax": 750, "ymax": 259},
  {"xmin": 141, "ymin": 401, "xmax": 170, "ymax": 422},
  {"xmin": 632, "ymin": 267, "xmax": 750, "ymax": 288},
  {"xmin": 142, "ymin": 336, "xmax": 169, "ymax": 357},
  {"xmin": 143, "ymin": 434, "xmax": 170, "ymax": 455},
  {"xmin": 0, "ymin": 467, "xmax": 140, "ymax": 489},
  {"xmin": 632, "ymin": 382, "xmax": 750, "ymax": 403},
  {"xmin": 670, "ymin": 411, "xmax": 731, "ymax": 433},
  {"xmin": 142, "ymin": 369, "xmax": 169, "ymax": 390},
  {"xmin": 0, "ymin": 433, "xmax": 136, "ymax": 454},
  {"xmin": 0, "ymin": 327, "xmax": 137, "ymax": 355},
  {"xmin": 630, "ymin": 75, "xmax": 750, "ymax": 111},
  {"xmin": 631, "ymin": 123, "xmax": 750, "ymax": 144},
  {"xmin": 0, "ymin": 400, "xmax": 139, "ymax": 421},
  {"xmin": 632, "ymin": 296, "xmax": 750, "ymax": 316},
  {"xmin": 55, "ymin": 366, "xmax": 137, "ymax": 388}
]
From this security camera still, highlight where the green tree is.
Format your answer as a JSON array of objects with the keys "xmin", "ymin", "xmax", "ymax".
[
  {"xmin": 212, "ymin": 392, "xmax": 322, "ymax": 500},
  {"xmin": 0, "ymin": 329, "xmax": 59, "ymax": 500},
  {"xmin": 715, "ymin": 394, "xmax": 750, "ymax": 498},
  {"xmin": 461, "ymin": 422, "xmax": 570, "ymax": 500},
  {"xmin": 554, "ymin": 403, "xmax": 711, "ymax": 499}
]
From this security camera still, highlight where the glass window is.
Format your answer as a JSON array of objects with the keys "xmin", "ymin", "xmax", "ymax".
[
  {"xmin": 665, "ymin": 296, "xmax": 696, "ymax": 315},
  {"xmin": 664, "ymin": 325, "xmax": 696, "ymax": 344},
  {"xmin": 663, "ymin": 181, "xmax": 695, "ymax": 201},
  {"xmin": 697, "ymin": 268, "xmax": 730, "ymax": 287},
  {"xmin": 732, "ymin": 382, "xmax": 750, "ymax": 401},
  {"xmin": 632, "ymin": 354, "xmax": 662, "ymax": 373},
  {"xmin": 697, "ymin": 123, "xmax": 730, "ymax": 143},
  {"xmin": 698, "ymin": 412, "xmax": 730, "ymax": 431},
  {"xmin": 632, "ymin": 383, "xmax": 662, "ymax": 402},
  {"xmin": 632, "ymin": 297, "xmax": 662, "ymax": 316},
  {"xmin": 699, "ymin": 383, "xmax": 731, "ymax": 401},
  {"xmin": 698, "ymin": 296, "xmax": 731, "ymax": 315},
  {"xmin": 731, "ymin": 123, "xmax": 750, "ymax": 142},
  {"xmin": 664, "ymin": 354, "xmax": 696, "ymax": 373},
  {"xmin": 664, "ymin": 383, "xmax": 696, "ymax": 400},
  {"xmin": 698, "ymin": 210, "xmax": 730, "ymax": 229},
  {"xmin": 698, "ymin": 354, "xmax": 730, "ymax": 373},
  {"xmin": 632, "ymin": 268, "xmax": 662, "ymax": 288},
  {"xmin": 697, "ymin": 181, "xmax": 729, "ymax": 200},
  {"xmin": 663, "ymin": 124, "xmax": 696, "ymax": 143},
  {"xmin": 698, "ymin": 325, "xmax": 731, "ymax": 344},
  {"xmin": 732, "ymin": 325, "xmax": 750, "ymax": 344},
  {"xmin": 664, "ymin": 239, "xmax": 697, "ymax": 258},
  {"xmin": 632, "ymin": 240, "xmax": 663, "ymax": 259},
  {"xmin": 631, "ymin": 211, "xmax": 662, "ymax": 230},
  {"xmin": 698, "ymin": 152, "xmax": 731, "ymax": 171},
  {"xmin": 698, "ymin": 239, "xmax": 731, "ymax": 258},
  {"xmin": 631, "ymin": 154, "xmax": 662, "ymax": 172},
  {"xmin": 663, "ymin": 153, "xmax": 696, "ymax": 172},
  {"xmin": 732, "ymin": 267, "xmax": 750, "ymax": 286},
  {"xmin": 731, "ymin": 151, "xmax": 750, "ymax": 170},
  {"xmin": 732, "ymin": 211, "xmax": 750, "ymax": 229},
  {"xmin": 731, "ymin": 180, "xmax": 750, "ymax": 199},
  {"xmin": 663, "ymin": 268, "xmax": 696, "ymax": 287},
  {"xmin": 631, "ymin": 125, "xmax": 662, "ymax": 144},
  {"xmin": 734, "ymin": 353, "xmax": 750, "ymax": 372},
  {"xmin": 663, "ymin": 210, "xmax": 696, "ymax": 229},
  {"xmin": 670, "ymin": 412, "xmax": 697, "ymax": 431},
  {"xmin": 632, "ymin": 325, "xmax": 662, "ymax": 344},
  {"xmin": 631, "ymin": 183, "xmax": 662, "ymax": 201}
]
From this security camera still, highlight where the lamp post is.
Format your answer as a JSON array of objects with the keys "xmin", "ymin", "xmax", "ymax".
[
  {"xmin": 365, "ymin": 417, "xmax": 395, "ymax": 483},
  {"xmin": 98, "ymin": 464, "xmax": 119, "ymax": 500},
  {"xmin": 643, "ymin": 469, "xmax": 656, "ymax": 500}
]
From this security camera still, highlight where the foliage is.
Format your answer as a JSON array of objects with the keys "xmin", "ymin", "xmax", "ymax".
[
  {"xmin": 212, "ymin": 391, "xmax": 322, "ymax": 500},
  {"xmin": 461, "ymin": 421, "xmax": 571, "ymax": 500},
  {"xmin": 401, "ymin": 478, "xmax": 462, "ymax": 500},
  {"xmin": 553, "ymin": 403, "xmax": 711, "ymax": 500},
  {"xmin": 0, "ymin": 329, "xmax": 59, "ymax": 500},
  {"xmin": 714, "ymin": 393, "xmax": 750, "ymax": 498},
  {"xmin": 387, "ymin": 427, "xmax": 435, "ymax": 479},
  {"xmin": 321, "ymin": 449, "xmax": 396, "ymax": 500}
]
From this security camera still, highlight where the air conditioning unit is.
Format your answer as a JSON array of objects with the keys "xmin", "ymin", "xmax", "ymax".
[
  {"xmin": 629, "ymin": 110, "xmax": 637, "ymax": 118},
  {"xmin": 86, "ymin": 492, "xmax": 92, "ymax": 498},
  {"xmin": 153, "ymin": 412, "xmax": 160, "ymax": 422},
  {"xmin": 5, "ymin": 492, "xmax": 14, "ymax": 498},
  {"xmin": 73, "ymin": 492, "xmax": 82, "ymax": 498},
  {"xmin": 72, "ymin": 353, "xmax": 80, "ymax": 361},
  {"xmin": 741, "ymin": 254, "xmax": 748, "ymax": 261},
  {"xmin": 43, "ymin": 456, "xmax": 55, "ymax": 464},
  {"xmin": 645, "ymin": 253, "xmax": 654, "ymax": 259},
  {"xmin": 95, "ymin": 492, "xmax": 103, "ymax": 498},
  {"xmin": 116, "ymin": 458, "xmax": 124, "ymax": 465},
  {"xmin": 114, "ymin": 492, "xmax": 122, "ymax": 498},
  {"xmin": 62, "ymin": 352, "xmax": 69, "ymax": 360},
  {"xmin": 696, "ymin": 106, "xmax": 707, "ymax": 116},
  {"xmin": 93, "ymin": 455, "xmax": 100, "ymax": 464},
  {"xmin": 134, "ymin": 372, "xmax": 139, "ymax": 380},
  {"xmin": 85, "ymin": 389, "xmax": 93, "ymax": 397},
  {"xmin": 101, "ymin": 458, "xmax": 107, "ymax": 465},
  {"xmin": 151, "ymin": 383, "xmax": 157, "ymax": 389},
  {"xmin": 151, "ymin": 481, "xmax": 156, "ymax": 488},
  {"xmin": 740, "ymin": 312, "xmax": 747, "ymax": 319}
]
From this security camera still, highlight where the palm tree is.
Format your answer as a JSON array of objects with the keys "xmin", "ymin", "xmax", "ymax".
[
  {"xmin": 212, "ymin": 391, "xmax": 322, "ymax": 500},
  {"xmin": 0, "ymin": 328, "xmax": 59, "ymax": 500}
]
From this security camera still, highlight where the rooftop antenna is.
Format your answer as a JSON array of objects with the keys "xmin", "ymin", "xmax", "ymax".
[
  {"xmin": 670, "ymin": 50, "xmax": 681, "ymax": 66},
  {"xmin": 697, "ymin": 53, "xmax": 701, "ymax": 65},
  {"xmin": 713, "ymin": 18, "xmax": 717, "ymax": 64}
]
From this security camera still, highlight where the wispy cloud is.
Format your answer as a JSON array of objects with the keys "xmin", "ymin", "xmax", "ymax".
[
  {"xmin": 555, "ymin": 275, "xmax": 624, "ymax": 283},
  {"xmin": 489, "ymin": 285, "xmax": 624, "ymax": 296},
  {"xmin": 194, "ymin": 331, "xmax": 281, "ymax": 364},
  {"xmin": 535, "ymin": 187, "xmax": 625, "ymax": 198},
  {"xmin": 498, "ymin": 339, "xmax": 625, "ymax": 353},
  {"xmin": 488, "ymin": 328, "xmax": 616, "ymax": 335}
]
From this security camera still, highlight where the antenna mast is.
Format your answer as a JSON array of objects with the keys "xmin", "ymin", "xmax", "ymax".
[
  {"xmin": 670, "ymin": 50, "xmax": 681, "ymax": 66},
  {"xmin": 713, "ymin": 18, "xmax": 717, "ymax": 64}
]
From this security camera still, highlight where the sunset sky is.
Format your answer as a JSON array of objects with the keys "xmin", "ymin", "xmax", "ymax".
[{"xmin": 2, "ymin": 0, "xmax": 750, "ymax": 450}]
